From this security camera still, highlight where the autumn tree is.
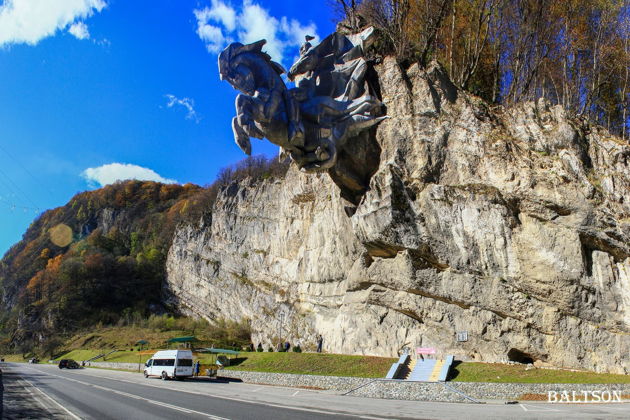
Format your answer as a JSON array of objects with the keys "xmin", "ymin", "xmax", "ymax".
[{"xmin": 333, "ymin": 0, "xmax": 630, "ymax": 137}]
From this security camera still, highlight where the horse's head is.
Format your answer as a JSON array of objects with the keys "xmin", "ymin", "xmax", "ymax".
[
  {"xmin": 219, "ymin": 40, "xmax": 285, "ymax": 95},
  {"xmin": 219, "ymin": 43, "xmax": 256, "ymax": 95}
]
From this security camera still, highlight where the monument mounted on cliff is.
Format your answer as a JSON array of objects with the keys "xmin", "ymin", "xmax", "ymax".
[{"xmin": 219, "ymin": 28, "xmax": 386, "ymax": 205}]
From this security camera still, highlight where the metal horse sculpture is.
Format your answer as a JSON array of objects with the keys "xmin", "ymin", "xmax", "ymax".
[{"xmin": 219, "ymin": 28, "xmax": 386, "ymax": 172}]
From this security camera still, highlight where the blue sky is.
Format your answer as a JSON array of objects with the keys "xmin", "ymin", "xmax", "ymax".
[{"xmin": 0, "ymin": 0, "xmax": 335, "ymax": 256}]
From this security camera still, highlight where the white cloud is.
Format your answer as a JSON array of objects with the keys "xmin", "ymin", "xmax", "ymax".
[
  {"xmin": 195, "ymin": 15, "xmax": 227, "ymax": 53},
  {"xmin": 165, "ymin": 94, "xmax": 200, "ymax": 122},
  {"xmin": 194, "ymin": 0, "xmax": 319, "ymax": 66},
  {"xmin": 237, "ymin": 2, "xmax": 282, "ymax": 61},
  {"xmin": 82, "ymin": 163, "xmax": 178, "ymax": 188},
  {"xmin": 68, "ymin": 21, "xmax": 89, "ymax": 40},
  {"xmin": 0, "ymin": 0, "xmax": 107, "ymax": 47},
  {"xmin": 279, "ymin": 17, "xmax": 318, "ymax": 47},
  {"xmin": 196, "ymin": 0, "xmax": 236, "ymax": 32}
]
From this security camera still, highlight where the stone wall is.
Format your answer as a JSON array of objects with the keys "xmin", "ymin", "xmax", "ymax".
[
  {"xmin": 80, "ymin": 364, "xmax": 630, "ymax": 403},
  {"xmin": 450, "ymin": 382, "xmax": 630, "ymax": 401},
  {"xmin": 220, "ymin": 370, "xmax": 630, "ymax": 402},
  {"xmin": 218, "ymin": 370, "xmax": 368, "ymax": 392},
  {"xmin": 87, "ymin": 362, "xmax": 140, "ymax": 371}
]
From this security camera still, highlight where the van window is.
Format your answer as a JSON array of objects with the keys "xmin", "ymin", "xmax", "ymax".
[
  {"xmin": 146, "ymin": 359, "xmax": 153, "ymax": 367},
  {"xmin": 153, "ymin": 358, "xmax": 175, "ymax": 366},
  {"xmin": 177, "ymin": 359, "xmax": 193, "ymax": 367}
]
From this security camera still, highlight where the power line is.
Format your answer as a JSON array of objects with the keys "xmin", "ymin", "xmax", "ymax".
[
  {"xmin": 0, "ymin": 166, "xmax": 41, "ymax": 211},
  {"xmin": 0, "ymin": 144, "xmax": 56, "ymax": 201}
]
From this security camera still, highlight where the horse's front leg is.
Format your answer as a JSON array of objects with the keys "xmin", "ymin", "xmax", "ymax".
[
  {"xmin": 231, "ymin": 117, "xmax": 251, "ymax": 155},
  {"xmin": 236, "ymin": 94, "xmax": 265, "ymax": 138}
]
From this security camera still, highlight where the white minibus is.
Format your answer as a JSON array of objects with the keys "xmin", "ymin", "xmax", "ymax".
[{"xmin": 144, "ymin": 350, "xmax": 193, "ymax": 380}]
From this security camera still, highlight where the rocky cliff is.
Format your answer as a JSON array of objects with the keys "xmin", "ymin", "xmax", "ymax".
[{"xmin": 165, "ymin": 57, "xmax": 630, "ymax": 373}]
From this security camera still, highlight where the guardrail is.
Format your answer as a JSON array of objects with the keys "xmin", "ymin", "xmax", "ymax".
[{"xmin": 84, "ymin": 349, "xmax": 119, "ymax": 363}]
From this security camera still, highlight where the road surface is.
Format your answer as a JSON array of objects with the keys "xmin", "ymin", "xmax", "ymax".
[{"xmin": 1, "ymin": 363, "xmax": 629, "ymax": 419}]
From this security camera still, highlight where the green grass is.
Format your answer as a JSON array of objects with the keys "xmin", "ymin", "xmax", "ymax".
[
  {"xmin": 55, "ymin": 349, "xmax": 394, "ymax": 378},
  {"xmin": 59, "ymin": 349, "xmax": 223, "ymax": 364},
  {"xmin": 57, "ymin": 349, "xmax": 156, "ymax": 363},
  {"xmin": 450, "ymin": 362, "xmax": 630, "ymax": 384},
  {"xmin": 64, "ymin": 326, "xmax": 197, "ymax": 351},
  {"xmin": 223, "ymin": 352, "xmax": 396, "ymax": 378},
  {"xmin": 1, "ymin": 354, "xmax": 29, "ymax": 362},
  {"xmin": 49, "ymin": 344, "xmax": 630, "ymax": 384},
  {"xmin": 57, "ymin": 349, "xmax": 104, "ymax": 362}
]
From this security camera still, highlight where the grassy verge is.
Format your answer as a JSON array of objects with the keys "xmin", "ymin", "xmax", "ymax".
[
  {"xmin": 48, "ymin": 347, "xmax": 630, "ymax": 384},
  {"xmin": 450, "ymin": 362, "xmax": 630, "ymax": 384},
  {"xmin": 57, "ymin": 349, "xmax": 104, "ymax": 362},
  {"xmin": 56, "ymin": 349, "xmax": 395, "ymax": 378},
  {"xmin": 1, "ymin": 354, "xmax": 29, "ymax": 362},
  {"xmin": 223, "ymin": 352, "xmax": 396, "ymax": 378}
]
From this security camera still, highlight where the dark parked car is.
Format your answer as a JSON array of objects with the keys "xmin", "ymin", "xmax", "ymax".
[{"xmin": 58, "ymin": 359, "xmax": 80, "ymax": 369}]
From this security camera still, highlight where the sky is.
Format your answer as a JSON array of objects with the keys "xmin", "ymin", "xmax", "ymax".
[{"xmin": 0, "ymin": 0, "xmax": 335, "ymax": 256}]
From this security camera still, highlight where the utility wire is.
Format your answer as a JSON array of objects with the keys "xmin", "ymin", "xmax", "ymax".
[
  {"xmin": 0, "ymin": 165, "xmax": 41, "ymax": 211},
  {"xmin": 0, "ymin": 144, "xmax": 56, "ymax": 201}
]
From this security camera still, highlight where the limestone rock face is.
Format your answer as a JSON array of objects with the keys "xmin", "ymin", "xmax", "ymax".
[{"xmin": 165, "ymin": 58, "xmax": 630, "ymax": 373}]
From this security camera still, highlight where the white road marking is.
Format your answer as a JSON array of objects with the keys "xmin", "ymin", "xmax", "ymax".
[
  {"xmin": 27, "ymin": 365, "xmax": 390, "ymax": 419},
  {"xmin": 292, "ymin": 390, "xmax": 300, "ymax": 396},
  {"xmin": 24, "ymin": 369, "xmax": 228, "ymax": 420},
  {"xmin": 519, "ymin": 404, "xmax": 563, "ymax": 412},
  {"xmin": 19, "ymin": 379, "xmax": 55, "ymax": 416},
  {"xmin": 149, "ymin": 400, "xmax": 194, "ymax": 414},
  {"xmin": 19, "ymin": 376, "xmax": 83, "ymax": 420}
]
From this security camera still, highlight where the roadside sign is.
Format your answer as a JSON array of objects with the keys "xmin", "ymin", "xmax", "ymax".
[
  {"xmin": 457, "ymin": 331, "xmax": 468, "ymax": 342},
  {"xmin": 416, "ymin": 347, "xmax": 436, "ymax": 355}
]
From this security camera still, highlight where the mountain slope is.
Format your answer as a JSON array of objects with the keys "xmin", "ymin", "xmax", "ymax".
[{"xmin": 0, "ymin": 180, "xmax": 214, "ymax": 350}]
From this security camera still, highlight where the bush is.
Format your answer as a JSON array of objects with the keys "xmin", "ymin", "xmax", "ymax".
[
  {"xmin": 216, "ymin": 155, "xmax": 290, "ymax": 188},
  {"xmin": 268, "ymin": 347, "xmax": 274, "ymax": 352},
  {"xmin": 292, "ymin": 345, "xmax": 302, "ymax": 353}
]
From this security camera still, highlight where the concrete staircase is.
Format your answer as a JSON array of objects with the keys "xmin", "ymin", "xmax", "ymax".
[
  {"xmin": 385, "ymin": 354, "xmax": 454, "ymax": 381},
  {"xmin": 408, "ymin": 359, "xmax": 436, "ymax": 381},
  {"xmin": 83, "ymin": 349, "xmax": 119, "ymax": 363},
  {"xmin": 405, "ymin": 355, "xmax": 455, "ymax": 382},
  {"xmin": 385, "ymin": 353, "xmax": 410, "ymax": 379},
  {"xmin": 403, "ymin": 359, "xmax": 416, "ymax": 380}
]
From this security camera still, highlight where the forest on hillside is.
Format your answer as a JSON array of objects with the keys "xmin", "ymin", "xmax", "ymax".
[
  {"xmin": 334, "ymin": 0, "xmax": 630, "ymax": 139},
  {"xmin": 0, "ymin": 156, "xmax": 288, "ymax": 354}
]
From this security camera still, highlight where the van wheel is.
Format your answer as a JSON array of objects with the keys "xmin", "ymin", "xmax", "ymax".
[
  {"xmin": 144, "ymin": 371, "xmax": 149, "ymax": 378},
  {"xmin": 161, "ymin": 371, "xmax": 168, "ymax": 380}
]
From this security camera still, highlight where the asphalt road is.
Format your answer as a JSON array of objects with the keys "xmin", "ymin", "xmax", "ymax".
[
  {"xmin": 1, "ymin": 363, "xmax": 629, "ymax": 419},
  {"xmin": 1, "ymin": 363, "xmax": 357, "ymax": 420}
]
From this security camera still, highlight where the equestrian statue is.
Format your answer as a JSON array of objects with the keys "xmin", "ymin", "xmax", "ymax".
[{"xmin": 218, "ymin": 27, "xmax": 386, "ymax": 172}]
